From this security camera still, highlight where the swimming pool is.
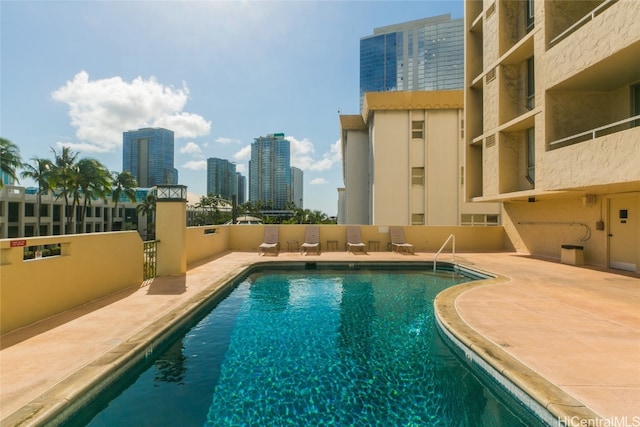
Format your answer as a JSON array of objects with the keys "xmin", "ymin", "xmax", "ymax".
[{"xmin": 65, "ymin": 264, "xmax": 544, "ymax": 426}]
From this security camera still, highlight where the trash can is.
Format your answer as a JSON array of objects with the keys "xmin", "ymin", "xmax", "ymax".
[{"xmin": 561, "ymin": 245, "xmax": 584, "ymax": 266}]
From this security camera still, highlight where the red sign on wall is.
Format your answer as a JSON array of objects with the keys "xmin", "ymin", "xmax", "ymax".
[{"xmin": 10, "ymin": 240, "xmax": 27, "ymax": 247}]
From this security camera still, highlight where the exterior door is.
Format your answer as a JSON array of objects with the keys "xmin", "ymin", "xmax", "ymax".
[{"xmin": 609, "ymin": 196, "xmax": 638, "ymax": 271}]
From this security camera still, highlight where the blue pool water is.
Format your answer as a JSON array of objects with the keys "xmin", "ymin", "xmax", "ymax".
[{"xmin": 71, "ymin": 267, "xmax": 544, "ymax": 426}]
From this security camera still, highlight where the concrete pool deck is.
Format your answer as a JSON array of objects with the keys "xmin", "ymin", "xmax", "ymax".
[{"xmin": 1, "ymin": 251, "xmax": 638, "ymax": 425}]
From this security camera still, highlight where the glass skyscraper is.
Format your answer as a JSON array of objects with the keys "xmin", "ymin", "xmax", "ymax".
[
  {"xmin": 360, "ymin": 14, "xmax": 463, "ymax": 106},
  {"xmin": 206, "ymin": 157, "xmax": 237, "ymax": 201},
  {"xmin": 236, "ymin": 173, "xmax": 246, "ymax": 204},
  {"xmin": 122, "ymin": 128, "xmax": 177, "ymax": 187},
  {"xmin": 290, "ymin": 166, "xmax": 303, "ymax": 209},
  {"xmin": 249, "ymin": 133, "xmax": 291, "ymax": 210}
]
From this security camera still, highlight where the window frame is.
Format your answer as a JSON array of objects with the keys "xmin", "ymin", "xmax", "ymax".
[
  {"xmin": 526, "ymin": 127, "xmax": 535, "ymax": 185},
  {"xmin": 526, "ymin": 57, "xmax": 535, "ymax": 110},
  {"xmin": 526, "ymin": 0, "xmax": 535, "ymax": 32},
  {"xmin": 411, "ymin": 167, "xmax": 425, "ymax": 186},
  {"xmin": 411, "ymin": 120, "xmax": 424, "ymax": 139}
]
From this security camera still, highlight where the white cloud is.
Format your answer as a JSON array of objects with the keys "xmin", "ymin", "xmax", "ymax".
[
  {"xmin": 180, "ymin": 142, "xmax": 203, "ymax": 155},
  {"xmin": 310, "ymin": 178, "xmax": 328, "ymax": 185},
  {"xmin": 233, "ymin": 145, "xmax": 252, "ymax": 161},
  {"xmin": 216, "ymin": 137, "xmax": 242, "ymax": 144},
  {"xmin": 287, "ymin": 136, "xmax": 341, "ymax": 172},
  {"xmin": 236, "ymin": 164, "xmax": 246, "ymax": 174},
  {"xmin": 182, "ymin": 160, "xmax": 207, "ymax": 170},
  {"xmin": 51, "ymin": 71, "xmax": 211, "ymax": 153},
  {"xmin": 54, "ymin": 140, "xmax": 111, "ymax": 153}
]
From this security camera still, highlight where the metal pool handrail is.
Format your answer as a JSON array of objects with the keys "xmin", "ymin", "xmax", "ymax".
[{"xmin": 434, "ymin": 234, "xmax": 455, "ymax": 272}]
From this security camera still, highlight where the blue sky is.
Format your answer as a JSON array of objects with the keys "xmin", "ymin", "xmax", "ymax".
[{"xmin": 1, "ymin": 0, "xmax": 463, "ymax": 216}]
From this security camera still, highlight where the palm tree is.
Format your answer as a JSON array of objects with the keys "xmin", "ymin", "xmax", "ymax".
[
  {"xmin": 75, "ymin": 158, "xmax": 112, "ymax": 233},
  {"xmin": 136, "ymin": 193, "xmax": 157, "ymax": 240},
  {"xmin": 20, "ymin": 158, "xmax": 53, "ymax": 236},
  {"xmin": 0, "ymin": 137, "xmax": 23, "ymax": 188},
  {"xmin": 49, "ymin": 146, "xmax": 79, "ymax": 234},
  {"xmin": 111, "ymin": 171, "xmax": 138, "ymax": 231}
]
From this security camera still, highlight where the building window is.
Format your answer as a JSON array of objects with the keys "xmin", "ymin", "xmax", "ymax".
[
  {"xmin": 526, "ymin": 57, "xmax": 535, "ymax": 110},
  {"xmin": 24, "ymin": 203, "xmax": 35, "ymax": 217},
  {"xmin": 412, "ymin": 167, "xmax": 425, "ymax": 186},
  {"xmin": 526, "ymin": 0, "xmax": 534, "ymax": 32},
  {"xmin": 411, "ymin": 214, "xmax": 425, "ymax": 225},
  {"xmin": 412, "ymin": 121, "xmax": 424, "ymax": 139},
  {"xmin": 461, "ymin": 214, "xmax": 500, "ymax": 226},
  {"xmin": 632, "ymin": 83, "xmax": 640, "ymax": 127},
  {"xmin": 526, "ymin": 128, "xmax": 535, "ymax": 185}
]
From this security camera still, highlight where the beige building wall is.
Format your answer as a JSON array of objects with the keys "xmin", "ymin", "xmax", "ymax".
[
  {"xmin": 465, "ymin": 0, "xmax": 640, "ymax": 271},
  {"xmin": 0, "ymin": 185, "xmax": 143, "ymax": 238},
  {"xmin": 371, "ymin": 110, "xmax": 412, "ymax": 224},
  {"xmin": 340, "ymin": 90, "xmax": 500, "ymax": 226},
  {"xmin": 339, "ymin": 115, "xmax": 370, "ymax": 225}
]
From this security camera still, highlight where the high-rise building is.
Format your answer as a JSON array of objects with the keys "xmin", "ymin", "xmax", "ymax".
[
  {"xmin": 249, "ymin": 133, "xmax": 291, "ymax": 210},
  {"xmin": 360, "ymin": 14, "xmax": 463, "ymax": 106},
  {"xmin": 464, "ymin": 0, "xmax": 639, "ymax": 270},
  {"xmin": 290, "ymin": 166, "xmax": 303, "ymax": 209},
  {"xmin": 122, "ymin": 128, "xmax": 177, "ymax": 187},
  {"xmin": 236, "ymin": 173, "xmax": 246, "ymax": 204},
  {"xmin": 206, "ymin": 158, "xmax": 237, "ymax": 201}
]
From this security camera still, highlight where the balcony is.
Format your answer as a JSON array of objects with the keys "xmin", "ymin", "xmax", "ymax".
[
  {"xmin": 547, "ymin": 0, "xmax": 618, "ymax": 48},
  {"xmin": 549, "ymin": 115, "xmax": 640, "ymax": 150}
]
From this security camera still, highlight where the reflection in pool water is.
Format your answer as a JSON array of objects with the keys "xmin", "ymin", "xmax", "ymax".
[{"xmin": 75, "ymin": 269, "xmax": 542, "ymax": 426}]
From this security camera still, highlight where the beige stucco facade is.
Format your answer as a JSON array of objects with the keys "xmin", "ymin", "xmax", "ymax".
[
  {"xmin": 339, "ymin": 90, "xmax": 501, "ymax": 226},
  {"xmin": 464, "ymin": 0, "xmax": 640, "ymax": 271}
]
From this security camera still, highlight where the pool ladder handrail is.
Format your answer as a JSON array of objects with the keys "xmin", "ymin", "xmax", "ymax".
[{"xmin": 433, "ymin": 234, "xmax": 455, "ymax": 272}]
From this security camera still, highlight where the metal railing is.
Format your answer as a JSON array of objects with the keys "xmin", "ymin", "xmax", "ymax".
[
  {"xmin": 434, "ymin": 234, "xmax": 455, "ymax": 272},
  {"xmin": 143, "ymin": 240, "xmax": 157, "ymax": 280},
  {"xmin": 549, "ymin": 115, "xmax": 640, "ymax": 149},
  {"xmin": 548, "ymin": 0, "xmax": 618, "ymax": 48}
]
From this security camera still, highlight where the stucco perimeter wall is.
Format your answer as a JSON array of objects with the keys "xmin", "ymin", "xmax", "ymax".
[
  {"xmin": 185, "ymin": 226, "xmax": 230, "ymax": 265},
  {"xmin": 227, "ymin": 224, "xmax": 506, "ymax": 253},
  {"xmin": 0, "ymin": 232, "xmax": 143, "ymax": 335},
  {"xmin": 501, "ymin": 197, "xmax": 606, "ymax": 266}
]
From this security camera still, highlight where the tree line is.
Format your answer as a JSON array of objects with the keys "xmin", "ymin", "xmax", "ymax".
[
  {"xmin": 189, "ymin": 196, "xmax": 335, "ymax": 226},
  {"xmin": 2, "ymin": 137, "xmax": 335, "ymax": 231},
  {"xmin": 1, "ymin": 137, "xmax": 150, "ymax": 235}
]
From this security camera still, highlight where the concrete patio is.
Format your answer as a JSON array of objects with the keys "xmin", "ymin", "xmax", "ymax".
[{"xmin": 1, "ymin": 250, "xmax": 638, "ymax": 426}]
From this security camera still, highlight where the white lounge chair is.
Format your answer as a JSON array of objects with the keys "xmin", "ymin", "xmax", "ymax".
[
  {"xmin": 300, "ymin": 226, "xmax": 321, "ymax": 255},
  {"xmin": 390, "ymin": 226, "xmax": 414, "ymax": 254},
  {"xmin": 346, "ymin": 226, "xmax": 367, "ymax": 254},
  {"xmin": 259, "ymin": 226, "xmax": 280, "ymax": 256}
]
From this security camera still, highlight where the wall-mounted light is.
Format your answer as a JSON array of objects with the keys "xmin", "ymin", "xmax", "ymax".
[
  {"xmin": 156, "ymin": 185, "xmax": 187, "ymax": 202},
  {"xmin": 583, "ymin": 194, "xmax": 596, "ymax": 206}
]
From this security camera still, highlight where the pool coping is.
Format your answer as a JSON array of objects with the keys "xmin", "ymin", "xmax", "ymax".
[
  {"xmin": 433, "ymin": 268, "xmax": 602, "ymax": 426},
  {"xmin": 1, "ymin": 255, "xmax": 615, "ymax": 426},
  {"xmin": 1, "ymin": 261, "xmax": 256, "ymax": 427}
]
